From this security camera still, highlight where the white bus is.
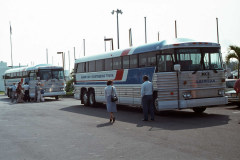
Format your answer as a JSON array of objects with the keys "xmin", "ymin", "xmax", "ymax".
[
  {"xmin": 3, "ymin": 64, "xmax": 66, "ymax": 100},
  {"xmin": 73, "ymin": 38, "xmax": 228, "ymax": 113}
]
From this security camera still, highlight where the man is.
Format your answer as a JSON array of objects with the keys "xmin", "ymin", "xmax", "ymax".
[
  {"xmin": 141, "ymin": 75, "xmax": 154, "ymax": 121},
  {"xmin": 23, "ymin": 82, "xmax": 30, "ymax": 102},
  {"xmin": 11, "ymin": 83, "xmax": 17, "ymax": 103}
]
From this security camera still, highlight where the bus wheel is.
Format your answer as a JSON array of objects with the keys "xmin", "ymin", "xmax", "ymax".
[
  {"xmin": 88, "ymin": 91, "xmax": 96, "ymax": 106},
  {"xmin": 55, "ymin": 96, "xmax": 59, "ymax": 100},
  {"xmin": 193, "ymin": 107, "xmax": 206, "ymax": 114},
  {"xmin": 153, "ymin": 97, "xmax": 161, "ymax": 114},
  {"xmin": 82, "ymin": 91, "xmax": 89, "ymax": 106}
]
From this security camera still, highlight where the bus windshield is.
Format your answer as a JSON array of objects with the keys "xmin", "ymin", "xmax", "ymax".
[
  {"xmin": 39, "ymin": 69, "xmax": 64, "ymax": 80},
  {"xmin": 176, "ymin": 48, "xmax": 223, "ymax": 71}
]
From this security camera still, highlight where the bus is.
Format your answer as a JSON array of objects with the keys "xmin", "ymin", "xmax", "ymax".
[
  {"xmin": 73, "ymin": 38, "xmax": 228, "ymax": 113},
  {"xmin": 3, "ymin": 64, "xmax": 66, "ymax": 100}
]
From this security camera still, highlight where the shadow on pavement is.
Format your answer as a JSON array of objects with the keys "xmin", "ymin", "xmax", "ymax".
[{"xmin": 60, "ymin": 104, "xmax": 230, "ymax": 131}]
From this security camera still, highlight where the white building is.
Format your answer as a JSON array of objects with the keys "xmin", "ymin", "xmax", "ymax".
[{"xmin": 0, "ymin": 61, "xmax": 10, "ymax": 91}]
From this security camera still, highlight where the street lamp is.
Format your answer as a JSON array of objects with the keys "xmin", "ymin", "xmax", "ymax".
[
  {"xmin": 57, "ymin": 52, "xmax": 65, "ymax": 71},
  {"xmin": 111, "ymin": 9, "xmax": 123, "ymax": 49}
]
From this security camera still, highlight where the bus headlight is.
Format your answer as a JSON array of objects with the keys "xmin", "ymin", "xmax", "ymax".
[
  {"xmin": 183, "ymin": 92, "xmax": 191, "ymax": 99},
  {"xmin": 218, "ymin": 89, "xmax": 225, "ymax": 96}
]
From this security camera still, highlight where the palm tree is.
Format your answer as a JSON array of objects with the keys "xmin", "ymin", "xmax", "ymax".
[{"xmin": 225, "ymin": 45, "xmax": 240, "ymax": 79}]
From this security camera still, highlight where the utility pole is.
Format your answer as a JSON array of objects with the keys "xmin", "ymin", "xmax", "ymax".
[
  {"xmin": 83, "ymin": 39, "xmax": 85, "ymax": 56},
  {"xmin": 144, "ymin": 17, "xmax": 147, "ymax": 43},
  {"xmin": 158, "ymin": 32, "xmax": 160, "ymax": 41},
  {"xmin": 9, "ymin": 22, "xmax": 13, "ymax": 68},
  {"xmin": 175, "ymin": 20, "xmax": 177, "ymax": 38},
  {"xmin": 73, "ymin": 47, "xmax": 76, "ymax": 60},
  {"xmin": 129, "ymin": 28, "xmax": 132, "ymax": 47},
  {"xmin": 111, "ymin": 9, "xmax": 123, "ymax": 49},
  {"xmin": 216, "ymin": 17, "xmax": 219, "ymax": 44}
]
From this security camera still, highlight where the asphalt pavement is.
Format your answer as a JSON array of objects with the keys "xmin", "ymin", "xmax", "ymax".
[{"xmin": 0, "ymin": 95, "xmax": 239, "ymax": 160}]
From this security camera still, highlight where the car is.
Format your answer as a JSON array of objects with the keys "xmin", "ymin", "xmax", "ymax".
[{"xmin": 225, "ymin": 79, "xmax": 240, "ymax": 105}]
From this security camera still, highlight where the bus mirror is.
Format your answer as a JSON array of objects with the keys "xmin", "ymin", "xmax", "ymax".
[{"xmin": 174, "ymin": 64, "xmax": 181, "ymax": 71}]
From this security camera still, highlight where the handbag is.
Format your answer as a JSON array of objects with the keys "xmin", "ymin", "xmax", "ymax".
[{"xmin": 111, "ymin": 87, "xmax": 118, "ymax": 102}]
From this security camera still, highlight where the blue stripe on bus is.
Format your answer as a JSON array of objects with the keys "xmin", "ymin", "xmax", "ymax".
[{"xmin": 75, "ymin": 67, "xmax": 155, "ymax": 85}]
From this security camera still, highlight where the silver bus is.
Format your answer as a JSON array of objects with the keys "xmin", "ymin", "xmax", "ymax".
[
  {"xmin": 73, "ymin": 38, "xmax": 228, "ymax": 113},
  {"xmin": 4, "ymin": 64, "xmax": 66, "ymax": 99}
]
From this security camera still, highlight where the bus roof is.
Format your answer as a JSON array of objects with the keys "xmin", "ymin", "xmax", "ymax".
[
  {"xmin": 75, "ymin": 38, "xmax": 220, "ymax": 63},
  {"xmin": 4, "ymin": 64, "xmax": 63, "ymax": 74}
]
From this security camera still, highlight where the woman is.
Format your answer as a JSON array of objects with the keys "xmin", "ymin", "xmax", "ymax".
[
  {"xmin": 16, "ymin": 82, "xmax": 24, "ymax": 103},
  {"xmin": 104, "ymin": 80, "xmax": 117, "ymax": 123}
]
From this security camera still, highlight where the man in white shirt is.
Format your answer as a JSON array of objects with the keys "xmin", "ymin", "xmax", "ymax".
[{"xmin": 141, "ymin": 75, "xmax": 154, "ymax": 121}]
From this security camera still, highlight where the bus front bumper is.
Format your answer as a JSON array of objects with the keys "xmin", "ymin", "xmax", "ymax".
[{"xmin": 157, "ymin": 96, "xmax": 228, "ymax": 110}]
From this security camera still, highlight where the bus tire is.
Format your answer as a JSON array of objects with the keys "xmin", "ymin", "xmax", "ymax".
[
  {"xmin": 82, "ymin": 90, "xmax": 89, "ymax": 106},
  {"xmin": 153, "ymin": 97, "xmax": 161, "ymax": 114},
  {"xmin": 55, "ymin": 96, "xmax": 59, "ymax": 100},
  {"xmin": 193, "ymin": 107, "xmax": 206, "ymax": 114},
  {"xmin": 88, "ymin": 91, "xmax": 96, "ymax": 106}
]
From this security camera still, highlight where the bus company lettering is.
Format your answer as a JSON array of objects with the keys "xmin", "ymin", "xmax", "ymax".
[
  {"xmin": 80, "ymin": 73, "xmax": 114, "ymax": 80},
  {"xmin": 196, "ymin": 79, "xmax": 216, "ymax": 84}
]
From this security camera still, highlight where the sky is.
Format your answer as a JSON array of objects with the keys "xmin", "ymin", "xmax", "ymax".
[{"xmin": 0, "ymin": 0, "xmax": 240, "ymax": 71}]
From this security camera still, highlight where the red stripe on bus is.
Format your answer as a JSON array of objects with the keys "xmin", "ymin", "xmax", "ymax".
[
  {"xmin": 121, "ymin": 48, "xmax": 131, "ymax": 56},
  {"xmin": 114, "ymin": 69, "xmax": 124, "ymax": 81}
]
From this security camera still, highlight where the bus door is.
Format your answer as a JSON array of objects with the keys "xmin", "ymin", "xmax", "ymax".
[
  {"xmin": 28, "ymin": 71, "xmax": 38, "ymax": 98},
  {"xmin": 155, "ymin": 53, "xmax": 179, "ymax": 110}
]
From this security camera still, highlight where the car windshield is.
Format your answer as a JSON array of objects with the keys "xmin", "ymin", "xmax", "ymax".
[
  {"xmin": 176, "ymin": 48, "xmax": 223, "ymax": 71},
  {"xmin": 226, "ymin": 80, "xmax": 236, "ymax": 88}
]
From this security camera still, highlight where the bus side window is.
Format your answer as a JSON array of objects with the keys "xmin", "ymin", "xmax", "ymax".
[
  {"xmin": 89, "ymin": 61, "xmax": 96, "ymax": 72},
  {"xmin": 96, "ymin": 59, "xmax": 104, "ymax": 71},
  {"xmin": 29, "ymin": 72, "xmax": 37, "ymax": 80},
  {"xmin": 147, "ymin": 53, "xmax": 157, "ymax": 66},
  {"xmin": 86, "ymin": 62, "xmax": 89, "ymax": 72},
  {"xmin": 77, "ymin": 63, "xmax": 86, "ymax": 73},
  {"xmin": 113, "ymin": 57, "xmax": 122, "ymax": 70},
  {"xmin": 139, "ymin": 54, "xmax": 147, "ymax": 67},
  {"xmin": 123, "ymin": 56, "xmax": 130, "ymax": 69},
  {"xmin": 105, "ymin": 58, "xmax": 113, "ymax": 71},
  {"xmin": 130, "ymin": 55, "xmax": 138, "ymax": 68}
]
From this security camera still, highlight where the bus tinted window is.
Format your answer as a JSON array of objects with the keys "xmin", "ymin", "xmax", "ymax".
[
  {"xmin": 130, "ymin": 55, "xmax": 138, "ymax": 68},
  {"xmin": 113, "ymin": 57, "xmax": 122, "ymax": 70},
  {"xmin": 123, "ymin": 56, "xmax": 130, "ymax": 69},
  {"xmin": 86, "ymin": 62, "xmax": 89, "ymax": 72},
  {"xmin": 52, "ymin": 70, "xmax": 64, "ymax": 79},
  {"xmin": 105, "ymin": 58, "xmax": 112, "ymax": 70},
  {"xmin": 89, "ymin": 61, "xmax": 96, "ymax": 72},
  {"xmin": 77, "ymin": 63, "xmax": 85, "ymax": 73},
  {"xmin": 148, "ymin": 53, "xmax": 156, "ymax": 66},
  {"xmin": 96, "ymin": 59, "xmax": 104, "ymax": 71},
  {"xmin": 157, "ymin": 54, "xmax": 174, "ymax": 72},
  {"xmin": 39, "ymin": 70, "xmax": 52, "ymax": 80},
  {"xmin": 139, "ymin": 54, "xmax": 147, "ymax": 67}
]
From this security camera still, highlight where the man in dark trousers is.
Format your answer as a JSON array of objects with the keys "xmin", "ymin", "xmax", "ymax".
[{"xmin": 141, "ymin": 75, "xmax": 154, "ymax": 121}]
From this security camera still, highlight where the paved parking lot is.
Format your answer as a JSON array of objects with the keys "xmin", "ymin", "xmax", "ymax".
[{"xmin": 0, "ymin": 95, "xmax": 240, "ymax": 160}]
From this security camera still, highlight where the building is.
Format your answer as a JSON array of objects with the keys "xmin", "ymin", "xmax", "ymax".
[{"xmin": 0, "ymin": 61, "xmax": 10, "ymax": 91}]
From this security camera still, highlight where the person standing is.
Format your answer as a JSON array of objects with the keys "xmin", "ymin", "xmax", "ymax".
[
  {"xmin": 36, "ymin": 82, "xmax": 41, "ymax": 102},
  {"xmin": 104, "ymin": 80, "xmax": 117, "ymax": 123},
  {"xmin": 23, "ymin": 82, "xmax": 30, "ymax": 102},
  {"xmin": 141, "ymin": 75, "xmax": 154, "ymax": 121},
  {"xmin": 16, "ymin": 82, "xmax": 24, "ymax": 103},
  {"xmin": 11, "ymin": 83, "xmax": 17, "ymax": 103}
]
